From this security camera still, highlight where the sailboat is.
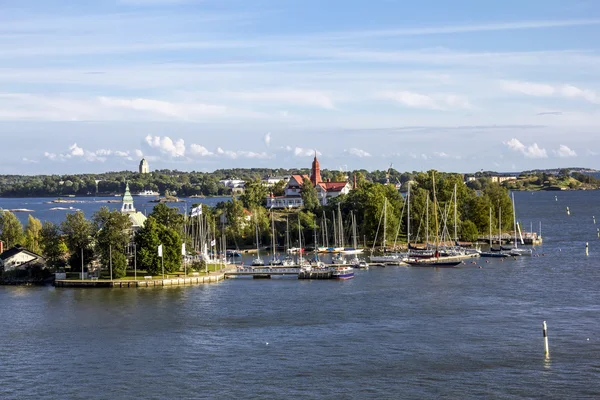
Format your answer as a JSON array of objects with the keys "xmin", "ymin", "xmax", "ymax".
[
  {"xmin": 369, "ymin": 198, "xmax": 402, "ymax": 264},
  {"xmin": 480, "ymin": 207, "xmax": 509, "ymax": 258},
  {"xmin": 268, "ymin": 212, "xmax": 283, "ymax": 266},
  {"xmin": 282, "ymin": 215, "xmax": 294, "ymax": 266},
  {"xmin": 343, "ymin": 210, "xmax": 364, "ymax": 255},
  {"xmin": 349, "ymin": 212, "xmax": 369, "ymax": 269},
  {"xmin": 509, "ymin": 193, "xmax": 532, "ymax": 256},
  {"xmin": 251, "ymin": 213, "xmax": 264, "ymax": 266},
  {"xmin": 406, "ymin": 172, "xmax": 462, "ymax": 267}
]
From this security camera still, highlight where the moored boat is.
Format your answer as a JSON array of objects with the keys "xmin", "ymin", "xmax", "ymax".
[{"xmin": 331, "ymin": 265, "xmax": 354, "ymax": 279}]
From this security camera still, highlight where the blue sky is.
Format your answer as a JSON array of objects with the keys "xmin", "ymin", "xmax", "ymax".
[{"xmin": 2, "ymin": 0, "xmax": 600, "ymax": 174}]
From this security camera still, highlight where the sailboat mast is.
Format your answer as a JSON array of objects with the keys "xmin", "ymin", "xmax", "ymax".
[
  {"xmin": 512, "ymin": 193, "xmax": 518, "ymax": 249},
  {"xmin": 383, "ymin": 198, "xmax": 387, "ymax": 249},
  {"xmin": 298, "ymin": 214, "xmax": 302, "ymax": 262},
  {"xmin": 323, "ymin": 210, "xmax": 329, "ymax": 248},
  {"xmin": 338, "ymin": 203, "xmax": 344, "ymax": 248},
  {"xmin": 286, "ymin": 215, "xmax": 290, "ymax": 253},
  {"xmin": 489, "ymin": 207, "xmax": 492, "ymax": 248},
  {"xmin": 352, "ymin": 212, "xmax": 358, "ymax": 249},
  {"xmin": 407, "ymin": 182, "xmax": 411, "ymax": 246},
  {"xmin": 426, "ymin": 194, "xmax": 429, "ymax": 246},
  {"xmin": 271, "ymin": 212, "xmax": 275, "ymax": 259},
  {"xmin": 332, "ymin": 211, "xmax": 337, "ymax": 247},
  {"xmin": 255, "ymin": 214, "xmax": 260, "ymax": 259},
  {"xmin": 454, "ymin": 184, "xmax": 458, "ymax": 242},
  {"xmin": 432, "ymin": 172, "xmax": 439, "ymax": 256}
]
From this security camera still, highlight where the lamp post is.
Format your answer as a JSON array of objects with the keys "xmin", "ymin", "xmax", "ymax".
[
  {"xmin": 81, "ymin": 247, "xmax": 84, "ymax": 280},
  {"xmin": 109, "ymin": 244, "xmax": 113, "ymax": 280},
  {"xmin": 134, "ymin": 243, "xmax": 137, "ymax": 281}
]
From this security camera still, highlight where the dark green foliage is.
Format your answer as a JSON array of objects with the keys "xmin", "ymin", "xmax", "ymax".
[
  {"xmin": 135, "ymin": 216, "xmax": 182, "ymax": 275},
  {"xmin": 93, "ymin": 207, "xmax": 132, "ymax": 278},
  {"xmin": 300, "ymin": 177, "xmax": 320, "ymax": 212},
  {"xmin": 61, "ymin": 211, "xmax": 95, "ymax": 269},
  {"xmin": 40, "ymin": 221, "xmax": 67, "ymax": 270}
]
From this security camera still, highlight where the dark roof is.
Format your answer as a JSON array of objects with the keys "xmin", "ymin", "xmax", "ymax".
[{"xmin": 0, "ymin": 245, "xmax": 44, "ymax": 261}]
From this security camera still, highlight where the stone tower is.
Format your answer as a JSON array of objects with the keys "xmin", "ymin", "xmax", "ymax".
[
  {"xmin": 139, "ymin": 158, "xmax": 149, "ymax": 174},
  {"xmin": 310, "ymin": 151, "xmax": 322, "ymax": 185}
]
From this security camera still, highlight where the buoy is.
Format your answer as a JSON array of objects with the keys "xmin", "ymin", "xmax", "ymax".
[
  {"xmin": 266, "ymin": 342, "xmax": 269, "ymax": 345},
  {"xmin": 543, "ymin": 321, "xmax": 550, "ymax": 358},
  {"xmin": 555, "ymin": 196, "xmax": 558, "ymax": 201},
  {"xmin": 586, "ymin": 242, "xmax": 589, "ymax": 256},
  {"xmin": 566, "ymin": 207, "xmax": 570, "ymax": 216},
  {"xmin": 594, "ymin": 216, "xmax": 596, "ymax": 224}
]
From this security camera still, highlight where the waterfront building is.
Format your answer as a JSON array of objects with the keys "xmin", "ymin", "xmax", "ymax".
[
  {"xmin": 266, "ymin": 153, "xmax": 351, "ymax": 208},
  {"xmin": 0, "ymin": 245, "xmax": 45, "ymax": 272},
  {"xmin": 121, "ymin": 183, "xmax": 147, "ymax": 230},
  {"xmin": 139, "ymin": 158, "xmax": 150, "ymax": 174}
]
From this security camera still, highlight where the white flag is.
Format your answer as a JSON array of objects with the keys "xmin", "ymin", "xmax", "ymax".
[
  {"xmin": 210, "ymin": 239, "xmax": 216, "ymax": 247},
  {"xmin": 158, "ymin": 244, "xmax": 163, "ymax": 257},
  {"xmin": 191, "ymin": 206, "xmax": 202, "ymax": 217},
  {"xmin": 181, "ymin": 243, "xmax": 186, "ymax": 256}
]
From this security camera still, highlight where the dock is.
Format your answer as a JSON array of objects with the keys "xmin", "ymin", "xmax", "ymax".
[{"xmin": 55, "ymin": 271, "xmax": 226, "ymax": 288}]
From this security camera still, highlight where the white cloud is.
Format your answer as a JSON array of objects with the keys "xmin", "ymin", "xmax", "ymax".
[
  {"xmin": 69, "ymin": 143, "xmax": 84, "ymax": 157},
  {"xmin": 144, "ymin": 135, "xmax": 186, "ymax": 157},
  {"xmin": 98, "ymin": 96, "xmax": 237, "ymax": 120},
  {"xmin": 135, "ymin": 149, "xmax": 144, "ymax": 158},
  {"xmin": 501, "ymin": 81, "xmax": 600, "ymax": 104},
  {"xmin": 115, "ymin": 150, "xmax": 130, "ymax": 157},
  {"xmin": 504, "ymin": 138, "xmax": 547, "ymax": 158},
  {"xmin": 554, "ymin": 144, "xmax": 577, "ymax": 158},
  {"xmin": 22, "ymin": 157, "xmax": 39, "ymax": 164},
  {"xmin": 377, "ymin": 91, "xmax": 471, "ymax": 110},
  {"xmin": 216, "ymin": 147, "xmax": 271, "ymax": 159},
  {"xmin": 225, "ymin": 90, "xmax": 336, "ymax": 110},
  {"xmin": 189, "ymin": 144, "xmax": 214, "ymax": 157},
  {"xmin": 293, "ymin": 147, "xmax": 320, "ymax": 157},
  {"xmin": 44, "ymin": 152, "xmax": 57, "ymax": 161},
  {"xmin": 264, "ymin": 132, "xmax": 271, "ymax": 147},
  {"xmin": 345, "ymin": 148, "xmax": 371, "ymax": 158}
]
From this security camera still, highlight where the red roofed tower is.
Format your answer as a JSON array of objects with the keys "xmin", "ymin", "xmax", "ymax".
[{"xmin": 310, "ymin": 151, "xmax": 322, "ymax": 185}]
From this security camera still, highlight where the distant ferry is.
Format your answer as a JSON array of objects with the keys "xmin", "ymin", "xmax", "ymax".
[{"xmin": 135, "ymin": 190, "xmax": 159, "ymax": 196}]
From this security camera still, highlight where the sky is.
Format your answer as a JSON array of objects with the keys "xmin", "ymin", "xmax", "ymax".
[{"xmin": 1, "ymin": 0, "xmax": 600, "ymax": 175}]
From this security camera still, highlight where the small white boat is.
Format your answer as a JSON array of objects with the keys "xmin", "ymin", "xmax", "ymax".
[{"xmin": 135, "ymin": 190, "xmax": 159, "ymax": 196}]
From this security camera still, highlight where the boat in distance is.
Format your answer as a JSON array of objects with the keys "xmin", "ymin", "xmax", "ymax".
[
  {"xmin": 405, "ymin": 258, "xmax": 462, "ymax": 268},
  {"xmin": 135, "ymin": 190, "xmax": 159, "ymax": 196}
]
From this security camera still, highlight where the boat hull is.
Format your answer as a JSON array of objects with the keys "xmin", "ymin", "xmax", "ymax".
[{"xmin": 405, "ymin": 259, "xmax": 462, "ymax": 267}]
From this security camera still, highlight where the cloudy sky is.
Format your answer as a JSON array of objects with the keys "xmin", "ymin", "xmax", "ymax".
[{"xmin": 2, "ymin": 0, "xmax": 600, "ymax": 174}]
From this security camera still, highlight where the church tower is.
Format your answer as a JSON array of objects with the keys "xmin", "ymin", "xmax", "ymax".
[
  {"xmin": 310, "ymin": 151, "xmax": 322, "ymax": 185},
  {"xmin": 121, "ymin": 182, "xmax": 136, "ymax": 214}
]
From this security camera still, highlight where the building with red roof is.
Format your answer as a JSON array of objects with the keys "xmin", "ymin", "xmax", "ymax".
[{"xmin": 266, "ymin": 152, "xmax": 352, "ymax": 208}]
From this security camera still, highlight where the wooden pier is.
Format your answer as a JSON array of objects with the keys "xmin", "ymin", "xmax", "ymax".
[{"xmin": 55, "ymin": 271, "xmax": 226, "ymax": 288}]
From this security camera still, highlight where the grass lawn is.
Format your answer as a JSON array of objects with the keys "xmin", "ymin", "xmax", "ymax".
[{"xmin": 98, "ymin": 263, "xmax": 225, "ymax": 280}]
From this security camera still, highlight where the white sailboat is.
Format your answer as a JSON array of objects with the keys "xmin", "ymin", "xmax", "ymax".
[
  {"xmin": 251, "ymin": 214, "xmax": 264, "ymax": 266},
  {"xmin": 509, "ymin": 193, "xmax": 532, "ymax": 256}
]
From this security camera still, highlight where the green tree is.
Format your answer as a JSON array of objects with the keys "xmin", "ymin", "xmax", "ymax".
[
  {"xmin": 460, "ymin": 220, "xmax": 479, "ymax": 242},
  {"xmin": 240, "ymin": 179, "xmax": 267, "ymax": 210},
  {"xmin": 301, "ymin": 177, "xmax": 320, "ymax": 212},
  {"xmin": 24, "ymin": 215, "xmax": 43, "ymax": 254},
  {"xmin": 93, "ymin": 207, "xmax": 132, "ymax": 279},
  {"xmin": 40, "ymin": 221, "xmax": 67, "ymax": 270},
  {"xmin": 61, "ymin": 211, "xmax": 95, "ymax": 270},
  {"xmin": 149, "ymin": 203, "xmax": 184, "ymax": 234},
  {"xmin": 135, "ymin": 216, "xmax": 182, "ymax": 275},
  {"xmin": 0, "ymin": 211, "xmax": 24, "ymax": 249}
]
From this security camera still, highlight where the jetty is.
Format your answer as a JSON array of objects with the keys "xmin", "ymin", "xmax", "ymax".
[{"xmin": 54, "ymin": 270, "xmax": 227, "ymax": 288}]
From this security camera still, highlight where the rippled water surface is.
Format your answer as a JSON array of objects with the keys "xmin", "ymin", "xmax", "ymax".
[{"xmin": 1, "ymin": 191, "xmax": 600, "ymax": 399}]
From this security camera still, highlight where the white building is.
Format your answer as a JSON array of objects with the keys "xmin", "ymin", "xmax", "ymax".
[
  {"xmin": 262, "ymin": 175, "xmax": 290, "ymax": 187},
  {"xmin": 0, "ymin": 246, "xmax": 45, "ymax": 271},
  {"xmin": 219, "ymin": 179, "xmax": 246, "ymax": 189}
]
